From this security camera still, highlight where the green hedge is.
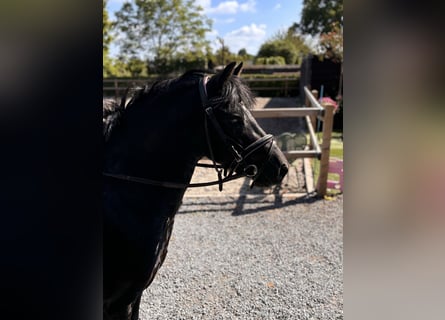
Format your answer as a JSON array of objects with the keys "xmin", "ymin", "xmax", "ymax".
[{"xmin": 254, "ymin": 56, "xmax": 286, "ymax": 65}]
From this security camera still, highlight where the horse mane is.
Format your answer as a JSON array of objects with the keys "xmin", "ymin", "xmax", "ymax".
[
  {"xmin": 211, "ymin": 74, "xmax": 255, "ymax": 111},
  {"xmin": 103, "ymin": 69, "xmax": 255, "ymax": 142},
  {"xmin": 103, "ymin": 97, "xmax": 125, "ymax": 142}
]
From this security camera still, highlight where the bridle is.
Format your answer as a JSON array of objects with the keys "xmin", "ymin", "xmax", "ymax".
[{"xmin": 103, "ymin": 75, "xmax": 275, "ymax": 191}]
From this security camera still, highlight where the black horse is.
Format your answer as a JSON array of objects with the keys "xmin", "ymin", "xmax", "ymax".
[{"xmin": 103, "ymin": 62, "xmax": 289, "ymax": 319}]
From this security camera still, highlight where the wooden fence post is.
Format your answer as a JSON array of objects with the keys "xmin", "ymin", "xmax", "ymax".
[
  {"xmin": 304, "ymin": 87, "xmax": 312, "ymax": 107},
  {"xmin": 306, "ymin": 89, "xmax": 318, "ymax": 149},
  {"xmin": 316, "ymin": 103, "xmax": 335, "ymax": 197},
  {"xmin": 310, "ymin": 90, "xmax": 318, "ymax": 134}
]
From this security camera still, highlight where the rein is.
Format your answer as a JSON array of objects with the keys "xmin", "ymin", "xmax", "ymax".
[{"xmin": 103, "ymin": 76, "xmax": 274, "ymax": 191}]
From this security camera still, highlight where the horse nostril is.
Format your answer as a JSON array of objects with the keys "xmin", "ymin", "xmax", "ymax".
[{"xmin": 279, "ymin": 163, "xmax": 288, "ymax": 178}]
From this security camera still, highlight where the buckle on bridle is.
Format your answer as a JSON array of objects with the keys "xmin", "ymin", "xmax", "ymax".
[
  {"xmin": 231, "ymin": 145, "xmax": 242, "ymax": 162},
  {"xmin": 244, "ymin": 164, "xmax": 258, "ymax": 178}
]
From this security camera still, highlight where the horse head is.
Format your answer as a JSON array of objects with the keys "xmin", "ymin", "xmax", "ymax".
[{"xmin": 202, "ymin": 62, "xmax": 289, "ymax": 187}]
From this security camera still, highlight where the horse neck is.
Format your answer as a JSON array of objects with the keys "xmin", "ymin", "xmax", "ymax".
[{"xmin": 105, "ymin": 94, "xmax": 206, "ymax": 184}]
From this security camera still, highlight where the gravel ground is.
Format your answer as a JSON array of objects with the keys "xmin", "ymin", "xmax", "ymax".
[{"xmin": 140, "ymin": 195, "xmax": 343, "ymax": 320}]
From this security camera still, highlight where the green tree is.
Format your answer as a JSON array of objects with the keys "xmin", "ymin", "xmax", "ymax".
[
  {"xmin": 103, "ymin": 0, "xmax": 114, "ymax": 76},
  {"xmin": 127, "ymin": 56, "xmax": 147, "ymax": 77},
  {"xmin": 290, "ymin": 0, "xmax": 343, "ymax": 36},
  {"xmin": 318, "ymin": 21, "xmax": 343, "ymax": 62},
  {"xmin": 215, "ymin": 37, "xmax": 230, "ymax": 66},
  {"xmin": 256, "ymin": 31, "xmax": 310, "ymax": 64},
  {"xmin": 237, "ymin": 48, "xmax": 254, "ymax": 63},
  {"xmin": 114, "ymin": 0, "xmax": 212, "ymax": 74},
  {"xmin": 103, "ymin": 0, "xmax": 112, "ymax": 53},
  {"xmin": 112, "ymin": 58, "xmax": 133, "ymax": 77},
  {"xmin": 257, "ymin": 40, "xmax": 295, "ymax": 64},
  {"xmin": 238, "ymin": 48, "xmax": 247, "ymax": 57}
]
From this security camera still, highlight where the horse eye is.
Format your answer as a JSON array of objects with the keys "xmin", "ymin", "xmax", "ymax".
[{"xmin": 230, "ymin": 114, "xmax": 244, "ymax": 124}]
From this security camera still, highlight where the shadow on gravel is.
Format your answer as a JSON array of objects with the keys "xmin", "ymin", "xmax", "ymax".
[
  {"xmin": 231, "ymin": 193, "xmax": 320, "ymax": 216},
  {"xmin": 178, "ymin": 187, "xmax": 322, "ymax": 216},
  {"xmin": 233, "ymin": 178, "xmax": 321, "ymax": 216},
  {"xmin": 179, "ymin": 175, "xmax": 326, "ymax": 216}
]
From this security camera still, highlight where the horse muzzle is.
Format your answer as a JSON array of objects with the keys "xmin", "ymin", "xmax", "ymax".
[{"xmin": 250, "ymin": 142, "xmax": 289, "ymax": 187}]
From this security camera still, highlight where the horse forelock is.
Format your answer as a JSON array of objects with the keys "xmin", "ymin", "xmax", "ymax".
[{"xmin": 208, "ymin": 74, "xmax": 256, "ymax": 112}]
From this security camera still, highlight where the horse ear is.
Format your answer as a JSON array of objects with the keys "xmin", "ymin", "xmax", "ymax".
[
  {"xmin": 233, "ymin": 62, "xmax": 243, "ymax": 76},
  {"xmin": 218, "ymin": 62, "xmax": 237, "ymax": 84},
  {"xmin": 207, "ymin": 62, "xmax": 237, "ymax": 95}
]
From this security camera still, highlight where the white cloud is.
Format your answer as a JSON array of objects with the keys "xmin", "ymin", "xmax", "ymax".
[
  {"xmin": 223, "ymin": 23, "xmax": 267, "ymax": 55},
  {"xmin": 210, "ymin": 1, "xmax": 239, "ymax": 14},
  {"xmin": 214, "ymin": 17, "xmax": 236, "ymax": 24},
  {"xmin": 202, "ymin": 0, "xmax": 256, "ymax": 15},
  {"xmin": 274, "ymin": 3, "xmax": 282, "ymax": 10},
  {"xmin": 239, "ymin": 0, "xmax": 256, "ymax": 12}
]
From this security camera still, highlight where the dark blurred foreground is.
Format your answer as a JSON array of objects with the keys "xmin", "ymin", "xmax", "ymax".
[{"xmin": 0, "ymin": 2, "xmax": 101, "ymax": 319}]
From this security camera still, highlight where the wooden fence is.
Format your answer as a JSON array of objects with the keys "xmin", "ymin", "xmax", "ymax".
[
  {"xmin": 250, "ymin": 86, "xmax": 335, "ymax": 196},
  {"xmin": 103, "ymin": 77, "xmax": 299, "ymax": 98}
]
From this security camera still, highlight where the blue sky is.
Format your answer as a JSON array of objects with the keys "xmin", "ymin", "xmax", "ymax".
[{"xmin": 106, "ymin": 0, "xmax": 303, "ymax": 57}]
